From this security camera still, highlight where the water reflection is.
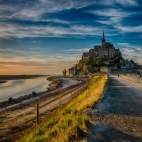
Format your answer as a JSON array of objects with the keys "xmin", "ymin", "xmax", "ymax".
[{"xmin": 0, "ymin": 77, "xmax": 50, "ymax": 102}]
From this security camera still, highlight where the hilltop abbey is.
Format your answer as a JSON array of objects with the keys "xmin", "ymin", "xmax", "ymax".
[
  {"xmin": 82, "ymin": 31, "xmax": 121, "ymax": 61},
  {"xmin": 63, "ymin": 31, "xmax": 122, "ymax": 76},
  {"xmin": 62, "ymin": 31, "xmax": 140, "ymax": 76}
]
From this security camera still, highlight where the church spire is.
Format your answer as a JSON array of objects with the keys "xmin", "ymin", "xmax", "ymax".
[{"xmin": 102, "ymin": 30, "xmax": 106, "ymax": 44}]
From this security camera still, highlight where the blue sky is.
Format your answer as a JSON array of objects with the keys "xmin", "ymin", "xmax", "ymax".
[{"xmin": 0, "ymin": 0, "xmax": 142, "ymax": 75}]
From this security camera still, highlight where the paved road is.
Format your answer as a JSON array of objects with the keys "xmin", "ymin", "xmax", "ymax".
[{"xmin": 85, "ymin": 75, "xmax": 142, "ymax": 142}]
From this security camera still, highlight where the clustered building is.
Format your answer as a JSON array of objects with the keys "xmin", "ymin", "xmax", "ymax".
[
  {"xmin": 62, "ymin": 31, "xmax": 140, "ymax": 76},
  {"xmin": 62, "ymin": 68, "xmax": 75, "ymax": 77}
]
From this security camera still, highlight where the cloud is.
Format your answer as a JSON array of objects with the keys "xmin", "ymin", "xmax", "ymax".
[
  {"xmin": 0, "ymin": 60, "xmax": 55, "ymax": 67},
  {"xmin": 0, "ymin": 0, "xmax": 138, "ymax": 22},
  {"xmin": 121, "ymin": 48, "xmax": 142, "ymax": 65},
  {"xmin": 65, "ymin": 48, "xmax": 90, "ymax": 52},
  {"xmin": 0, "ymin": 23, "xmax": 65, "ymax": 38},
  {"xmin": 117, "ymin": 43, "xmax": 131, "ymax": 46},
  {"xmin": 91, "ymin": 8, "xmax": 142, "ymax": 33},
  {"xmin": 0, "ymin": 1, "xmax": 140, "ymax": 39},
  {"xmin": 0, "ymin": 22, "xmax": 106, "ymax": 38},
  {"xmin": 41, "ymin": 19, "xmax": 70, "ymax": 24},
  {"xmin": 0, "ymin": 0, "xmax": 96, "ymax": 21},
  {"xmin": 91, "ymin": 8, "xmax": 130, "ymax": 17},
  {"xmin": 115, "ymin": 25, "xmax": 142, "ymax": 32},
  {"xmin": 115, "ymin": 0, "xmax": 138, "ymax": 6},
  {"xmin": 94, "ymin": 8, "xmax": 132, "ymax": 26},
  {"xmin": 0, "ymin": 47, "xmax": 80, "ymax": 63},
  {"xmin": 93, "ymin": 8, "xmax": 127, "ymax": 27},
  {"xmin": 117, "ymin": 42, "xmax": 142, "ymax": 52},
  {"xmin": 117, "ymin": 43, "xmax": 142, "ymax": 64},
  {"xmin": 97, "ymin": 0, "xmax": 138, "ymax": 6},
  {"xmin": 0, "ymin": 0, "xmax": 141, "ymax": 74},
  {"xmin": 0, "ymin": 49, "xmax": 81, "ymax": 74},
  {"xmin": 71, "ymin": 25, "xmax": 100, "ymax": 33}
]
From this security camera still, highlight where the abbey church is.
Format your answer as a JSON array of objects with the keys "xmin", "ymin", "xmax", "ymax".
[{"xmin": 82, "ymin": 31, "xmax": 121, "ymax": 60}]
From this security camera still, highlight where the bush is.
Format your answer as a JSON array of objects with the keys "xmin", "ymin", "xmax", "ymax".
[
  {"xmin": 8, "ymin": 97, "xmax": 14, "ymax": 103},
  {"xmin": 32, "ymin": 91, "xmax": 36, "ymax": 95}
]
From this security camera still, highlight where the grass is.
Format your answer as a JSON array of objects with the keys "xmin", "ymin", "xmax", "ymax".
[{"xmin": 17, "ymin": 75, "xmax": 108, "ymax": 142}]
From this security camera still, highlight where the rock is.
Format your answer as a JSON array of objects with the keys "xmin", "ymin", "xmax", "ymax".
[
  {"xmin": 32, "ymin": 91, "xmax": 36, "ymax": 95},
  {"xmin": 46, "ymin": 87, "xmax": 50, "ymax": 91},
  {"xmin": 8, "ymin": 97, "xmax": 14, "ymax": 103},
  {"xmin": 47, "ymin": 76, "xmax": 62, "ymax": 90}
]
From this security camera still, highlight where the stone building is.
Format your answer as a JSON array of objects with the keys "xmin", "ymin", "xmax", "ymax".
[
  {"xmin": 62, "ymin": 68, "xmax": 74, "ymax": 77},
  {"xmin": 100, "ymin": 67, "xmax": 109, "ymax": 73},
  {"xmin": 82, "ymin": 31, "xmax": 121, "ymax": 61},
  {"xmin": 62, "ymin": 31, "xmax": 123, "ymax": 76},
  {"xmin": 62, "ymin": 69, "xmax": 66, "ymax": 77}
]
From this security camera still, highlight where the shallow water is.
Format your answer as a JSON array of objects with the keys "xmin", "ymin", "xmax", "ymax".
[{"xmin": 0, "ymin": 77, "xmax": 50, "ymax": 102}]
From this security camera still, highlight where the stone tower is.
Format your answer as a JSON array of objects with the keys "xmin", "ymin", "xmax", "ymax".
[{"xmin": 102, "ymin": 30, "xmax": 106, "ymax": 44}]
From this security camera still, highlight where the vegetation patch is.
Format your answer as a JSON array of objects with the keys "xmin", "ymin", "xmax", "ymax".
[
  {"xmin": 17, "ymin": 75, "xmax": 108, "ymax": 142},
  {"xmin": 47, "ymin": 76, "xmax": 62, "ymax": 90}
]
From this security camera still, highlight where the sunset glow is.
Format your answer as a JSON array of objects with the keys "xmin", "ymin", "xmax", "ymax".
[{"xmin": 0, "ymin": 0, "xmax": 142, "ymax": 75}]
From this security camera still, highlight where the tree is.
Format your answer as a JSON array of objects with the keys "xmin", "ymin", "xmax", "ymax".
[
  {"xmin": 130, "ymin": 60, "xmax": 134, "ymax": 64},
  {"xmin": 117, "ymin": 64, "xmax": 121, "ymax": 69},
  {"xmin": 93, "ymin": 59, "xmax": 104, "ymax": 66},
  {"xmin": 85, "ymin": 58, "xmax": 91, "ymax": 65}
]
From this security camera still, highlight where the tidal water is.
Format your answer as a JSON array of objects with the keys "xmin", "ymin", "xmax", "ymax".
[{"xmin": 0, "ymin": 77, "xmax": 50, "ymax": 102}]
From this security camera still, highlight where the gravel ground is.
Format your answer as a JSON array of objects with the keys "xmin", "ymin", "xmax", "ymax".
[{"xmin": 84, "ymin": 75, "xmax": 142, "ymax": 142}]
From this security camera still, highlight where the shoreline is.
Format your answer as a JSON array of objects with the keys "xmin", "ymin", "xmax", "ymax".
[
  {"xmin": 0, "ymin": 75, "xmax": 49, "ymax": 85},
  {"xmin": 47, "ymin": 76, "xmax": 62, "ymax": 90},
  {"xmin": 0, "ymin": 80, "xmax": 7, "ymax": 84},
  {"xmin": 0, "ymin": 76, "xmax": 85, "ymax": 112},
  {"xmin": 0, "ymin": 76, "xmax": 62, "ymax": 110},
  {"xmin": 0, "ymin": 75, "xmax": 48, "ymax": 80}
]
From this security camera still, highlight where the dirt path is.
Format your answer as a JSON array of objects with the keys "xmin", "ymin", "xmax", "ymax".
[
  {"xmin": 0, "ymin": 80, "xmax": 88, "ymax": 142},
  {"xmin": 84, "ymin": 75, "xmax": 142, "ymax": 142}
]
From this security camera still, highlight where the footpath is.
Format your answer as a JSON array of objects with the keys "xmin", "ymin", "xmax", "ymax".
[{"xmin": 85, "ymin": 75, "xmax": 142, "ymax": 142}]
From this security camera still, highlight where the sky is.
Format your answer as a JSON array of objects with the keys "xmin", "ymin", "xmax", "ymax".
[{"xmin": 0, "ymin": 0, "xmax": 142, "ymax": 75}]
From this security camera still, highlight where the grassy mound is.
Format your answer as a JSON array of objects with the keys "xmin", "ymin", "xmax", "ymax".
[{"xmin": 17, "ymin": 75, "xmax": 107, "ymax": 142}]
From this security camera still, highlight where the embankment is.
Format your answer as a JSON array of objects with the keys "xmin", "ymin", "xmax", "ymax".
[
  {"xmin": 47, "ymin": 76, "xmax": 62, "ymax": 90},
  {"xmin": 0, "ymin": 80, "xmax": 7, "ymax": 84},
  {"xmin": 17, "ymin": 75, "xmax": 107, "ymax": 142}
]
